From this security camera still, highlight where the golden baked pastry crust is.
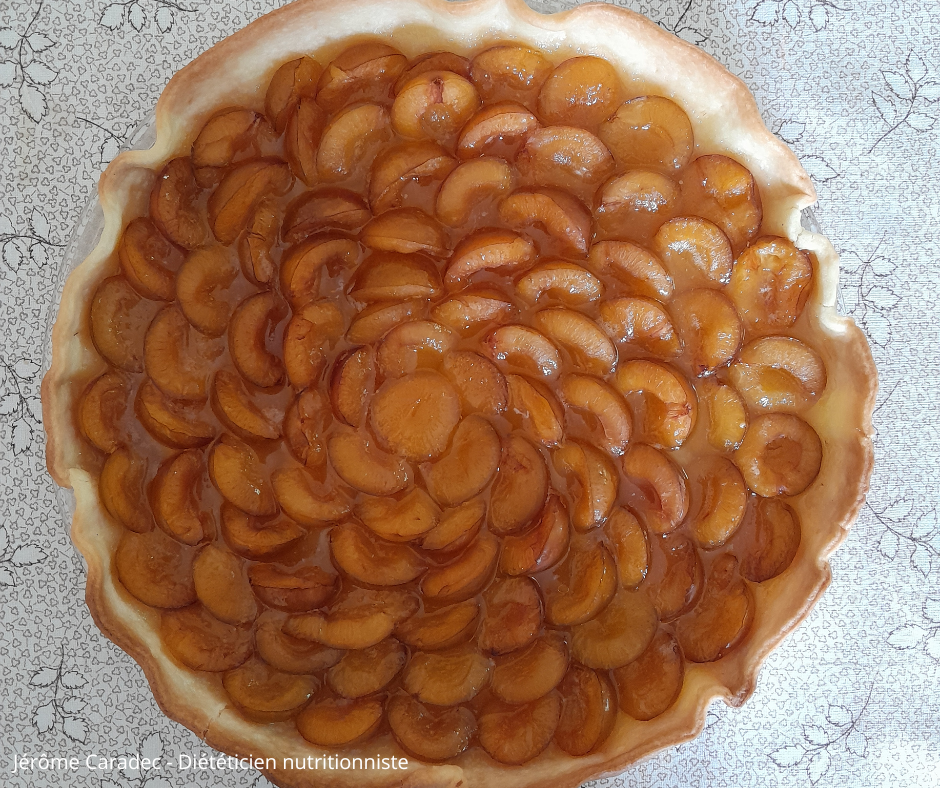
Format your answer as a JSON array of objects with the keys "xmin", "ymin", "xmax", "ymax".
[{"xmin": 42, "ymin": 0, "xmax": 877, "ymax": 786}]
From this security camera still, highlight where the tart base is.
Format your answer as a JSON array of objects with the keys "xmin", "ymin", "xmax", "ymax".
[{"xmin": 43, "ymin": 0, "xmax": 876, "ymax": 786}]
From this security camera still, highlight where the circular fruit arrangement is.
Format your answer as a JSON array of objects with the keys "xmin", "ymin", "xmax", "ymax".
[{"xmin": 78, "ymin": 38, "xmax": 827, "ymax": 765}]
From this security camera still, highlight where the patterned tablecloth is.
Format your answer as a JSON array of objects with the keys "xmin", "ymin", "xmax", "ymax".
[{"xmin": 1, "ymin": 0, "xmax": 938, "ymax": 786}]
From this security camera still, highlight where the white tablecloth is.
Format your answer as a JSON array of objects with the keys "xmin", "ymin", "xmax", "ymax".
[{"xmin": 1, "ymin": 0, "xmax": 937, "ymax": 786}]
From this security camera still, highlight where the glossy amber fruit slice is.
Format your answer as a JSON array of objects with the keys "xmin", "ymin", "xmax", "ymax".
[
  {"xmin": 317, "ymin": 102, "xmax": 392, "ymax": 182},
  {"xmin": 207, "ymin": 158, "xmax": 292, "ymax": 245},
  {"xmin": 89, "ymin": 276, "xmax": 157, "ymax": 373},
  {"xmin": 488, "ymin": 434, "xmax": 549, "ymax": 535},
  {"xmin": 652, "ymin": 216, "xmax": 733, "ymax": 286},
  {"xmin": 371, "ymin": 371, "xmax": 461, "ymax": 461},
  {"xmin": 740, "ymin": 498, "xmax": 802, "ymax": 582},
  {"xmin": 315, "ymin": 41, "xmax": 407, "ymax": 112},
  {"xmin": 699, "ymin": 377, "xmax": 748, "ymax": 452},
  {"xmin": 588, "ymin": 240, "xmax": 674, "ymax": 300},
  {"xmin": 208, "ymin": 434, "xmax": 276, "ymax": 518},
  {"xmin": 396, "ymin": 51, "xmax": 471, "ymax": 90},
  {"xmin": 420, "ymin": 498, "xmax": 486, "ymax": 554},
  {"xmin": 248, "ymin": 563, "xmax": 339, "ymax": 614},
  {"xmin": 615, "ymin": 360, "xmax": 696, "ymax": 449},
  {"xmin": 403, "ymin": 644, "xmax": 492, "ymax": 706},
  {"xmin": 688, "ymin": 456, "xmax": 748, "ymax": 549},
  {"xmin": 571, "ymin": 588, "xmax": 658, "ymax": 669},
  {"xmin": 671, "ymin": 288, "xmax": 743, "ymax": 375},
  {"xmin": 151, "ymin": 449, "xmax": 213, "ymax": 546},
  {"xmin": 506, "ymin": 373, "xmax": 564, "ymax": 447},
  {"xmin": 100, "ymin": 447, "xmax": 153, "ymax": 533},
  {"xmin": 280, "ymin": 236, "xmax": 359, "ymax": 309},
  {"xmin": 436, "ymin": 157, "xmax": 514, "ymax": 227},
  {"xmin": 479, "ymin": 575, "xmax": 543, "ymax": 655},
  {"xmin": 517, "ymin": 125, "xmax": 615, "ymax": 196},
  {"xmin": 285, "ymin": 588, "xmax": 418, "ymax": 650},
  {"xmin": 445, "ymin": 228, "xmax": 536, "ymax": 289},
  {"xmin": 681, "ymin": 154, "xmax": 762, "ymax": 253},
  {"xmin": 598, "ymin": 296, "xmax": 681, "ymax": 359},
  {"xmin": 193, "ymin": 544, "xmax": 258, "ymax": 626},
  {"xmin": 675, "ymin": 553, "xmax": 753, "ymax": 663},
  {"xmin": 499, "ymin": 494, "xmax": 570, "ymax": 577},
  {"xmin": 354, "ymin": 488, "xmax": 440, "ymax": 542},
  {"xmin": 330, "ymin": 346, "xmax": 375, "ymax": 428},
  {"xmin": 228, "ymin": 292, "xmax": 287, "ymax": 389},
  {"xmin": 387, "ymin": 693, "xmax": 476, "ymax": 761},
  {"xmin": 470, "ymin": 44, "xmax": 552, "ymax": 107},
  {"xmin": 376, "ymin": 319, "xmax": 456, "ymax": 378},
  {"xmin": 441, "ymin": 350, "xmax": 509, "ymax": 416},
  {"xmin": 421, "ymin": 533, "xmax": 499, "ymax": 603},
  {"xmin": 652, "ymin": 534, "xmax": 703, "ymax": 622},
  {"xmin": 607, "ymin": 507, "xmax": 649, "ymax": 589},
  {"xmin": 296, "ymin": 696, "xmax": 384, "ymax": 747},
  {"xmin": 532, "ymin": 308, "xmax": 617, "ymax": 377},
  {"xmin": 544, "ymin": 541, "xmax": 617, "ymax": 627},
  {"xmin": 516, "ymin": 260, "xmax": 603, "ymax": 306},
  {"xmin": 485, "ymin": 324, "xmax": 561, "ymax": 379},
  {"xmin": 594, "ymin": 170, "xmax": 679, "ymax": 242},
  {"xmin": 79, "ymin": 371, "xmax": 128, "ymax": 454},
  {"xmin": 730, "ymin": 336, "xmax": 827, "ymax": 413},
  {"xmin": 327, "ymin": 637, "xmax": 406, "ymax": 698},
  {"xmin": 115, "ymin": 529, "xmax": 196, "ymax": 609},
  {"xmin": 284, "ymin": 98, "xmax": 327, "ymax": 185},
  {"xmin": 554, "ymin": 664, "xmax": 617, "ymax": 756},
  {"xmin": 211, "ymin": 369, "xmax": 280, "ymax": 443},
  {"xmin": 283, "ymin": 389, "xmax": 331, "ymax": 476},
  {"xmin": 145, "ymin": 305, "xmax": 216, "ymax": 401},
  {"xmin": 392, "ymin": 70, "xmax": 481, "ymax": 142},
  {"xmin": 434, "ymin": 289, "xmax": 516, "ymax": 336},
  {"xmin": 538, "ymin": 56, "xmax": 622, "ymax": 128},
  {"xmin": 558, "ymin": 373, "xmax": 632, "ymax": 455},
  {"xmin": 150, "ymin": 157, "xmax": 207, "ymax": 249},
  {"xmin": 271, "ymin": 465, "xmax": 350, "ymax": 526},
  {"xmin": 734, "ymin": 413, "xmax": 823, "ymax": 496},
  {"xmin": 118, "ymin": 216, "xmax": 180, "ymax": 301},
  {"xmin": 490, "ymin": 632, "xmax": 569, "ymax": 704},
  {"xmin": 351, "ymin": 253, "xmax": 444, "ymax": 303},
  {"xmin": 219, "ymin": 503, "xmax": 304, "ymax": 561},
  {"xmin": 362, "ymin": 207, "xmax": 448, "ymax": 258},
  {"xmin": 255, "ymin": 613, "xmax": 343, "ymax": 674},
  {"xmin": 222, "ymin": 656, "xmax": 317, "ymax": 721},
  {"xmin": 598, "ymin": 95, "xmax": 694, "ymax": 171},
  {"xmin": 456, "ymin": 101, "xmax": 540, "ymax": 158},
  {"xmin": 499, "ymin": 188, "xmax": 592, "ymax": 258},
  {"xmin": 478, "ymin": 693, "xmax": 562, "ymax": 765},
  {"xmin": 135, "ymin": 379, "xmax": 215, "ymax": 450},
  {"xmin": 327, "ymin": 429, "xmax": 410, "ymax": 496},
  {"xmin": 729, "ymin": 236, "xmax": 814, "ymax": 332},
  {"xmin": 265, "ymin": 56, "xmax": 321, "ymax": 134},
  {"xmin": 424, "ymin": 414, "xmax": 501, "ymax": 506},
  {"xmin": 614, "ymin": 629, "xmax": 685, "ymax": 720},
  {"xmin": 282, "ymin": 187, "xmax": 371, "ymax": 243},
  {"xmin": 553, "ymin": 441, "xmax": 619, "ymax": 532},
  {"xmin": 621, "ymin": 443, "xmax": 689, "ymax": 535},
  {"xmin": 330, "ymin": 524, "xmax": 425, "ymax": 586},
  {"xmin": 369, "ymin": 140, "xmax": 456, "ymax": 214},
  {"xmin": 396, "ymin": 598, "xmax": 480, "ymax": 651},
  {"xmin": 160, "ymin": 604, "xmax": 252, "ymax": 672}
]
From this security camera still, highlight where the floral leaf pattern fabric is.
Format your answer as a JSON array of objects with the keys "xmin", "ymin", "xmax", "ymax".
[{"xmin": 1, "ymin": 1, "xmax": 938, "ymax": 786}]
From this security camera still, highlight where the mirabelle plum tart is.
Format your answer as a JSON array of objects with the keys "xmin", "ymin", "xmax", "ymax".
[{"xmin": 44, "ymin": 1, "xmax": 875, "ymax": 787}]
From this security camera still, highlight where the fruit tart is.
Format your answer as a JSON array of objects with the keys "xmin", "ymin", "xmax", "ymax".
[{"xmin": 42, "ymin": 0, "xmax": 876, "ymax": 786}]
